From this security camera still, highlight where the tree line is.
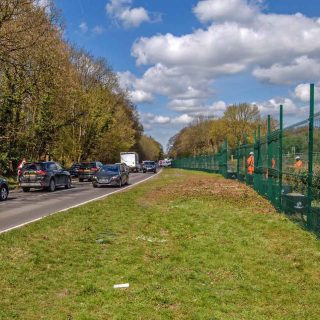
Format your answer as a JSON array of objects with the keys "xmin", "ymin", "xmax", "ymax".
[
  {"xmin": 168, "ymin": 103, "xmax": 277, "ymax": 158},
  {"xmin": 0, "ymin": 0, "xmax": 162, "ymax": 174}
]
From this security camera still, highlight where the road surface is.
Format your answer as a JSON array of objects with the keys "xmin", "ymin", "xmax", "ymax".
[{"xmin": 0, "ymin": 172, "xmax": 159, "ymax": 233}]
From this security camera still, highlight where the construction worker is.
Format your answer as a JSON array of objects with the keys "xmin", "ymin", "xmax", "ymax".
[
  {"xmin": 247, "ymin": 151, "xmax": 254, "ymax": 175},
  {"xmin": 294, "ymin": 156, "xmax": 303, "ymax": 168},
  {"xmin": 266, "ymin": 157, "xmax": 276, "ymax": 179}
]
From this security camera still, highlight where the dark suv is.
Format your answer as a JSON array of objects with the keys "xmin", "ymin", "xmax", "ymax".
[
  {"xmin": 69, "ymin": 163, "xmax": 81, "ymax": 177},
  {"xmin": 78, "ymin": 161, "xmax": 103, "ymax": 182},
  {"xmin": 142, "ymin": 161, "xmax": 157, "ymax": 173},
  {"xmin": 0, "ymin": 178, "xmax": 9, "ymax": 201},
  {"xmin": 18, "ymin": 162, "xmax": 71, "ymax": 192}
]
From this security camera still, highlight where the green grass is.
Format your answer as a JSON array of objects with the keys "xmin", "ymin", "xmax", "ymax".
[
  {"xmin": 2, "ymin": 175, "xmax": 18, "ymax": 190},
  {"xmin": 1, "ymin": 169, "xmax": 320, "ymax": 319}
]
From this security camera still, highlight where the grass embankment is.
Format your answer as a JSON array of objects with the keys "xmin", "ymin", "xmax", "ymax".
[
  {"xmin": 3, "ymin": 176, "xmax": 18, "ymax": 190},
  {"xmin": 1, "ymin": 170, "xmax": 320, "ymax": 319}
]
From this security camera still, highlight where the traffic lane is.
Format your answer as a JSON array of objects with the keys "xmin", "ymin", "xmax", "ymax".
[{"xmin": 0, "ymin": 172, "xmax": 158, "ymax": 233}]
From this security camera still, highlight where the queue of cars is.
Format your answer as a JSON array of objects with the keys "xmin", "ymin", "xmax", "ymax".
[{"xmin": 0, "ymin": 159, "xmax": 161, "ymax": 201}]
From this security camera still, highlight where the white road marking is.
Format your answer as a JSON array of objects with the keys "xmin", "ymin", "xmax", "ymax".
[
  {"xmin": 58, "ymin": 171, "xmax": 160, "ymax": 212},
  {"xmin": 0, "ymin": 171, "xmax": 161, "ymax": 235},
  {"xmin": 0, "ymin": 217, "xmax": 44, "ymax": 234}
]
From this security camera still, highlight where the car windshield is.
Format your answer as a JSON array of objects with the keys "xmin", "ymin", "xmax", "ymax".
[
  {"xmin": 100, "ymin": 165, "xmax": 119, "ymax": 173},
  {"xmin": 144, "ymin": 161, "xmax": 155, "ymax": 165},
  {"xmin": 22, "ymin": 163, "xmax": 46, "ymax": 171},
  {"xmin": 80, "ymin": 162, "xmax": 96, "ymax": 169}
]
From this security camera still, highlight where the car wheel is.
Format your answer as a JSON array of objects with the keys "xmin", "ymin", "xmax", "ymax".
[
  {"xmin": 93, "ymin": 182, "xmax": 99, "ymax": 188},
  {"xmin": 48, "ymin": 179, "xmax": 56, "ymax": 192},
  {"xmin": 0, "ymin": 185, "xmax": 8, "ymax": 201},
  {"xmin": 65, "ymin": 177, "xmax": 71, "ymax": 189},
  {"xmin": 22, "ymin": 187, "xmax": 30, "ymax": 192},
  {"xmin": 79, "ymin": 178, "xmax": 84, "ymax": 182}
]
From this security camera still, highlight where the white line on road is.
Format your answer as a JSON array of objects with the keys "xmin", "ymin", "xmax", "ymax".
[{"xmin": 0, "ymin": 170, "xmax": 161, "ymax": 235}]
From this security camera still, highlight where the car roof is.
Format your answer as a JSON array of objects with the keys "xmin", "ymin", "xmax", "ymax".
[{"xmin": 24, "ymin": 161, "xmax": 54, "ymax": 165}]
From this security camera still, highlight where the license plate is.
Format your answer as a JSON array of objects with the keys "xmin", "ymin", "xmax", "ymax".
[
  {"xmin": 100, "ymin": 179, "xmax": 109, "ymax": 183},
  {"xmin": 25, "ymin": 174, "xmax": 36, "ymax": 178}
]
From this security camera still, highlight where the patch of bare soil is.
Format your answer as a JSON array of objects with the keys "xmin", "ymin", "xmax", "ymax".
[{"xmin": 140, "ymin": 173, "xmax": 275, "ymax": 214}]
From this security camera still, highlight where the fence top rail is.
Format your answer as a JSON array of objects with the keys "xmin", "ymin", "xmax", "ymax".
[{"xmin": 283, "ymin": 111, "xmax": 320, "ymax": 131}]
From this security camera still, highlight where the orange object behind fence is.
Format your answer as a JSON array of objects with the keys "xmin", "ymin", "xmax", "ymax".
[{"xmin": 247, "ymin": 154, "xmax": 254, "ymax": 175}]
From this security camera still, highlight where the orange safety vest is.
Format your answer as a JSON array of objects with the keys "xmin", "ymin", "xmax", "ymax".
[
  {"xmin": 266, "ymin": 158, "xmax": 276, "ymax": 178},
  {"xmin": 294, "ymin": 160, "xmax": 303, "ymax": 168},
  {"xmin": 247, "ymin": 155, "xmax": 254, "ymax": 175}
]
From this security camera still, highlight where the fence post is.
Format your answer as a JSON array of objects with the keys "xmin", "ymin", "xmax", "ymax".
[
  {"xmin": 307, "ymin": 84, "xmax": 314, "ymax": 229},
  {"xmin": 254, "ymin": 125, "xmax": 260, "ymax": 192},
  {"xmin": 224, "ymin": 139, "xmax": 228, "ymax": 178},
  {"xmin": 244, "ymin": 133, "xmax": 248, "ymax": 183},
  {"xmin": 279, "ymin": 105, "xmax": 283, "ymax": 211},
  {"xmin": 267, "ymin": 115, "xmax": 272, "ymax": 200},
  {"xmin": 237, "ymin": 141, "xmax": 240, "ymax": 180}
]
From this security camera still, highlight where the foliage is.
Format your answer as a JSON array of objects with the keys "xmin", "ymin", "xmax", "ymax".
[
  {"xmin": 137, "ymin": 135, "xmax": 163, "ymax": 161},
  {"xmin": 0, "ymin": 1, "xmax": 158, "ymax": 174},
  {"xmin": 168, "ymin": 103, "xmax": 276, "ymax": 158}
]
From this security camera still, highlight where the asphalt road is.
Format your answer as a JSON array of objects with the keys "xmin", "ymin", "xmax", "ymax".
[{"xmin": 0, "ymin": 172, "xmax": 159, "ymax": 234}]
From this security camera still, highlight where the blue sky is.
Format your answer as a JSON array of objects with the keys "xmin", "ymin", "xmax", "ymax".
[{"xmin": 54, "ymin": 0, "xmax": 320, "ymax": 148}]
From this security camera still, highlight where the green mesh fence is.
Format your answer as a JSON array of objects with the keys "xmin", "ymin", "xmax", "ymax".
[
  {"xmin": 172, "ymin": 84, "xmax": 320, "ymax": 235},
  {"xmin": 310, "ymin": 113, "xmax": 320, "ymax": 232}
]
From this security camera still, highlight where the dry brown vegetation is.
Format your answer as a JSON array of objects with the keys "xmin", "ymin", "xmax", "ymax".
[{"xmin": 140, "ymin": 171, "xmax": 276, "ymax": 214}]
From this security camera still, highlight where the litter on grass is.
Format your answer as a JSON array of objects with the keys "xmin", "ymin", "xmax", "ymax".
[
  {"xmin": 136, "ymin": 235, "xmax": 167, "ymax": 243},
  {"xmin": 113, "ymin": 283, "xmax": 129, "ymax": 289}
]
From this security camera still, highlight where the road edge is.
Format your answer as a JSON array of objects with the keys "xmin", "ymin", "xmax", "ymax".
[{"xmin": 0, "ymin": 169, "xmax": 162, "ymax": 235}]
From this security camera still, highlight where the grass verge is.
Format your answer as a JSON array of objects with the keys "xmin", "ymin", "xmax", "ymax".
[
  {"xmin": 1, "ymin": 169, "xmax": 320, "ymax": 319},
  {"xmin": 2, "ymin": 175, "xmax": 18, "ymax": 190}
]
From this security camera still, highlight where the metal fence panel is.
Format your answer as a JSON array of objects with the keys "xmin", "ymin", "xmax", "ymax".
[{"xmin": 172, "ymin": 84, "xmax": 320, "ymax": 235}]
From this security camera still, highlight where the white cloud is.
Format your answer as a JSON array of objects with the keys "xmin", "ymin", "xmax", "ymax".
[
  {"xmin": 106, "ymin": 0, "xmax": 160, "ymax": 28},
  {"xmin": 254, "ymin": 98, "xmax": 306, "ymax": 118},
  {"xmin": 79, "ymin": 23, "xmax": 106, "ymax": 35},
  {"xmin": 168, "ymin": 99, "xmax": 204, "ymax": 112},
  {"xmin": 79, "ymin": 22, "xmax": 88, "ymax": 33},
  {"xmin": 34, "ymin": 0, "xmax": 51, "ymax": 8},
  {"xmin": 131, "ymin": 9, "xmax": 320, "ymax": 91},
  {"xmin": 294, "ymin": 82, "xmax": 320, "ymax": 103},
  {"xmin": 119, "ymin": 1, "xmax": 320, "ymax": 145},
  {"xmin": 117, "ymin": 71, "xmax": 136, "ymax": 89},
  {"xmin": 140, "ymin": 112, "xmax": 193, "ymax": 128},
  {"xmin": 253, "ymin": 56, "xmax": 320, "ymax": 85},
  {"xmin": 119, "ymin": 65, "xmax": 214, "ymax": 104},
  {"xmin": 140, "ymin": 113, "xmax": 171, "ymax": 126},
  {"xmin": 129, "ymin": 90, "xmax": 154, "ymax": 104},
  {"xmin": 193, "ymin": 0, "xmax": 260, "ymax": 24},
  {"xmin": 153, "ymin": 115, "xmax": 171, "ymax": 124},
  {"xmin": 172, "ymin": 114, "xmax": 194, "ymax": 124},
  {"xmin": 92, "ymin": 25, "xmax": 105, "ymax": 34}
]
